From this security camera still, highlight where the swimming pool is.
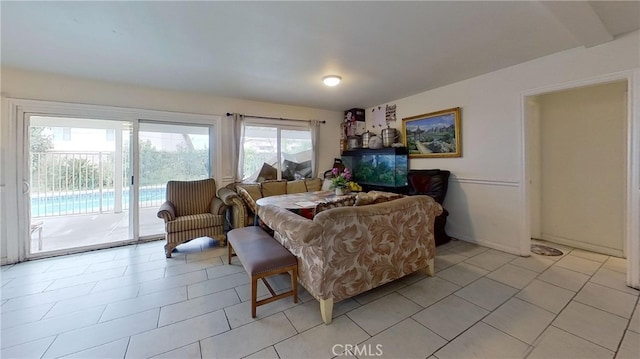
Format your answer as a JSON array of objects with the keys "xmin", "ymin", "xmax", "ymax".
[{"xmin": 31, "ymin": 186, "xmax": 165, "ymax": 217}]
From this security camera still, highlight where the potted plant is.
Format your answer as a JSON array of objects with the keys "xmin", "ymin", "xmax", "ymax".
[{"xmin": 330, "ymin": 167, "xmax": 361, "ymax": 195}]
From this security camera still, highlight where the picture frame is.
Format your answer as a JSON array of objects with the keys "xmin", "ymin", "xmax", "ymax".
[{"xmin": 402, "ymin": 107, "xmax": 461, "ymax": 158}]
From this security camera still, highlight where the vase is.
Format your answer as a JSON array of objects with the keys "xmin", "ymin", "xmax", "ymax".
[{"xmin": 335, "ymin": 187, "xmax": 345, "ymax": 196}]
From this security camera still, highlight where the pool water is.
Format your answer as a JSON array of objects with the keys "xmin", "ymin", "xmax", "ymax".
[{"xmin": 31, "ymin": 186, "xmax": 165, "ymax": 217}]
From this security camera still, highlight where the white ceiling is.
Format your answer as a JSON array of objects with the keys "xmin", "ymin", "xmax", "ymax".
[{"xmin": 1, "ymin": 1, "xmax": 638, "ymax": 111}]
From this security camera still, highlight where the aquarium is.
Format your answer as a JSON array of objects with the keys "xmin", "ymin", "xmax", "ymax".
[{"xmin": 341, "ymin": 147, "xmax": 408, "ymax": 190}]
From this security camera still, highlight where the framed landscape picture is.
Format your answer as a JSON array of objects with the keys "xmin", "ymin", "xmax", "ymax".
[{"xmin": 402, "ymin": 107, "xmax": 461, "ymax": 158}]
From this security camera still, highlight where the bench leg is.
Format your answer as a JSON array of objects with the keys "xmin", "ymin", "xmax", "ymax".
[
  {"xmin": 320, "ymin": 298, "xmax": 333, "ymax": 324},
  {"xmin": 426, "ymin": 258, "xmax": 435, "ymax": 277},
  {"xmin": 251, "ymin": 276, "xmax": 258, "ymax": 318},
  {"xmin": 292, "ymin": 267, "xmax": 298, "ymax": 304},
  {"xmin": 228, "ymin": 242, "xmax": 234, "ymax": 265}
]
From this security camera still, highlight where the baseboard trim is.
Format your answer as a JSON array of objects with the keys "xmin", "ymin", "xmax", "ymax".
[
  {"xmin": 447, "ymin": 231, "xmax": 526, "ymax": 256},
  {"xmin": 541, "ymin": 233, "xmax": 624, "ymax": 258}
]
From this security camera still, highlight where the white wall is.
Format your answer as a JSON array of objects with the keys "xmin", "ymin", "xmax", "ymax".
[
  {"xmin": 366, "ymin": 30, "xmax": 640, "ymax": 255},
  {"xmin": 0, "ymin": 68, "xmax": 343, "ymax": 264},
  {"xmin": 538, "ymin": 82, "xmax": 626, "ymax": 256}
]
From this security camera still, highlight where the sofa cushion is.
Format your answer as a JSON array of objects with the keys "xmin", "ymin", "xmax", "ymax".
[
  {"xmin": 368, "ymin": 190, "xmax": 405, "ymax": 203},
  {"xmin": 237, "ymin": 186, "xmax": 261, "ymax": 214},
  {"xmin": 354, "ymin": 192, "xmax": 376, "ymax": 206},
  {"xmin": 166, "ymin": 213, "xmax": 223, "ymax": 233},
  {"xmin": 237, "ymin": 183, "xmax": 262, "ymax": 200},
  {"xmin": 315, "ymin": 194, "xmax": 357, "ymax": 215},
  {"xmin": 261, "ymin": 180, "xmax": 287, "ymax": 197},
  {"xmin": 287, "ymin": 180, "xmax": 307, "ymax": 194},
  {"xmin": 304, "ymin": 178, "xmax": 323, "ymax": 192}
]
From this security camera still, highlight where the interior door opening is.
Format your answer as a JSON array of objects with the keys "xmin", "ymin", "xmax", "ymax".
[{"xmin": 526, "ymin": 81, "xmax": 627, "ymax": 257}]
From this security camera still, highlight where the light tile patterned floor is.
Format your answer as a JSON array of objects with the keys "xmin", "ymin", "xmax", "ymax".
[{"xmin": 1, "ymin": 237, "xmax": 638, "ymax": 359}]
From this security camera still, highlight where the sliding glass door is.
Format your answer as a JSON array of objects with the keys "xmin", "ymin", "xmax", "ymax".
[
  {"xmin": 138, "ymin": 122, "xmax": 213, "ymax": 237},
  {"xmin": 23, "ymin": 117, "xmax": 215, "ymax": 258},
  {"xmin": 28, "ymin": 116, "xmax": 132, "ymax": 254}
]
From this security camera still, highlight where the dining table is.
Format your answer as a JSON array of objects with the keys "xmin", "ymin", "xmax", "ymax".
[{"xmin": 255, "ymin": 190, "xmax": 351, "ymax": 222}]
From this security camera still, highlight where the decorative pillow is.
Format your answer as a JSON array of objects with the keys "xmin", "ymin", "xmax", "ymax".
[
  {"xmin": 315, "ymin": 195, "xmax": 357, "ymax": 214},
  {"xmin": 354, "ymin": 192, "xmax": 376, "ymax": 206},
  {"xmin": 237, "ymin": 183, "xmax": 262, "ymax": 201},
  {"xmin": 368, "ymin": 190, "xmax": 405, "ymax": 204},
  {"xmin": 304, "ymin": 177, "xmax": 323, "ymax": 192},
  {"xmin": 236, "ymin": 186, "xmax": 260, "ymax": 214},
  {"xmin": 287, "ymin": 180, "xmax": 307, "ymax": 194},
  {"xmin": 261, "ymin": 180, "xmax": 287, "ymax": 197}
]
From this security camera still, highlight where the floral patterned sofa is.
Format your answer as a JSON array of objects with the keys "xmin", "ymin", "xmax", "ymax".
[{"xmin": 257, "ymin": 194, "xmax": 443, "ymax": 324}]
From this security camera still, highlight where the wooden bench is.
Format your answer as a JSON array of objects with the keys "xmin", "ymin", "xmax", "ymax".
[{"xmin": 227, "ymin": 227, "xmax": 298, "ymax": 318}]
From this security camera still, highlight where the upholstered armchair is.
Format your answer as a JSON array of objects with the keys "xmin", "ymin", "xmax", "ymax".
[
  {"xmin": 408, "ymin": 169, "xmax": 452, "ymax": 246},
  {"xmin": 157, "ymin": 178, "xmax": 228, "ymax": 258}
]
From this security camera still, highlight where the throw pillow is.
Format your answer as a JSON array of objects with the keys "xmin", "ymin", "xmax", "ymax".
[
  {"xmin": 287, "ymin": 180, "xmax": 307, "ymax": 194},
  {"xmin": 236, "ymin": 186, "xmax": 261, "ymax": 214},
  {"xmin": 237, "ymin": 184, "xmax": 262, "ymax": 201},
  {"xmin": 315, "ymin": 195, "xmax": 357, "ymax": 214},
  {"xmin": 261, "ymin": 180, "xmax": 287, "ymax": 197},
  {"xmin": 304, "ymin": 177, "xmax": 323, "ymax": 192},
  {"xmin": 368, "ymin": 190, "xmax": 405, "ymax": 204},
  {"xmin": 354, "ymin": 192, "xmax": 376, "ymax": 206}
]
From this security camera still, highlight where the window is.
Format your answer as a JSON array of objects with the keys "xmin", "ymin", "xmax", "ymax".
[{"xmin": 242, "ymin": 123, "xmax": 313, "ymax": 181}]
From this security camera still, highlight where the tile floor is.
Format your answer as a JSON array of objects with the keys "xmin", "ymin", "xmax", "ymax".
[{"xmin": 1, "ymin": 238, "xmax": 638, "ymax": 359}]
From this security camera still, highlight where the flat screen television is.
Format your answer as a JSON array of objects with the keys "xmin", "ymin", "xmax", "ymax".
[{"xmin": 341, "ymin": 147, "xmax": 408, "ymax": 190}]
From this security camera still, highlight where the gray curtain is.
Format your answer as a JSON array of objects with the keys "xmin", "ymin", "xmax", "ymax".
[
  {"xmin": 229, "ymin": 113, "xmax": 245, "ymax": 182},
  {"xmin": 309, "ymin": 120, "xmax": 321, "ymax": 178}
]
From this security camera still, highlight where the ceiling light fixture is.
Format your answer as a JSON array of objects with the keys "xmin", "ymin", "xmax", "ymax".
[{"xmin": 322, "ymin": 75, "xmax": 341, "ymax": 87}]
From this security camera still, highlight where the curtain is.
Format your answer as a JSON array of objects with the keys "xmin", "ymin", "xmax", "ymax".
[
  {"xmin": 229, "ymin": 113, "xmax": 245, "ymax": 182},
  {"xmin": 309, "ymin": 120, "xmax": 321, "ymax": 178}
]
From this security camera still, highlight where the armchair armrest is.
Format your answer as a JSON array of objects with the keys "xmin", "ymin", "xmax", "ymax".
[
  {"xmin": 218, "ymin": 186, "xmax": 251, "ymax": 228},
  {"xmin": 157, "ymin": 201, "xmax": 176, "ymax": 222},
  {"xmin": 210, "ymin": 197, "xmax": 228, "ymax": 216},
  {"xmin": 258, "ymin": 205, "xmax": 323, "ymax": 246},
  {"xmin": 217, "ymin": 187, "xmax": 239, "ymax": 205}
]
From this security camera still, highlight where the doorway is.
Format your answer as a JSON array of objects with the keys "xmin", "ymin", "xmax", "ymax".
[{"xmin": 526, "ymin": 81, "xmax": 627, "ymax": 257}]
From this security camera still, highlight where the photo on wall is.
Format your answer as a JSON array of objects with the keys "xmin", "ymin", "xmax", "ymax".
[{"xmin": 402, "ymin": 107, "xmax": 461, "ymax": 158}]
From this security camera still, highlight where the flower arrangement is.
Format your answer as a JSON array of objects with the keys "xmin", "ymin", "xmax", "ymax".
[
  {"xmin": 330, "ymin": 167, "xmax": 362, "ymax": 192},
  {"xmin": 330, "ymin": 167, "xmax": 351, "ymax": 189}
]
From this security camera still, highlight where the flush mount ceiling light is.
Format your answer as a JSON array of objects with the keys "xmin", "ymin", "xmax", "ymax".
[{"xmin": 322, "ymin": 75, "xmax": 341, "ymax": 87}]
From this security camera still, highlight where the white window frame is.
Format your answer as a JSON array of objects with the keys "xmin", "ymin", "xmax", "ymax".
[{"xmin": 242, "ymin": 117, "xmax": 313, "ymax": 181}]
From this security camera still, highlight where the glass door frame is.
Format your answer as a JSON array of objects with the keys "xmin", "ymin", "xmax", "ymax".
[
  {"xmin": 137, "ymin": 120, "xmax": 217, "ymax": 241},
  {"xmin": 8, "ymin": 98, "xmax": 220, "ymax": 262},
  {"xmin": 22, "ymin": 114, "xmax": 135, "ymax": 259}
]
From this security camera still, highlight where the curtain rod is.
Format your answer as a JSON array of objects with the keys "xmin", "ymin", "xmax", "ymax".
[{"xmin": 226, "ymin": 113, "xmax": 326, "ymax": 124}]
